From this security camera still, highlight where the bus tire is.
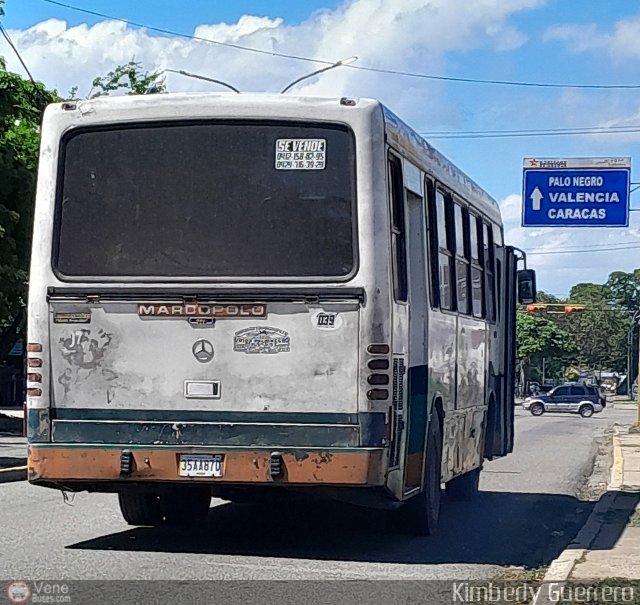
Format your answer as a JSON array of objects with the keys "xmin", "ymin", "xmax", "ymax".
[
  {"xmin": 396, "ymin": 414, "xmax": 443, "ymax": 536},
  {"xmin": 445, "ymin": 467, "xmax": 480, "ymax": 501},
  {"xmin": 118, "ymin": 486, "xmax": 211, "ymax": 526},
  {"xmin": 118, "ymin": 491, "xmax": 164, "ymax": 526}
]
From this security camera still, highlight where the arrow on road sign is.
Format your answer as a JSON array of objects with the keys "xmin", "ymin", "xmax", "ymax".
[{"xmin": 530, "ymin": 187, "xmax": 543, "ymax": 211}]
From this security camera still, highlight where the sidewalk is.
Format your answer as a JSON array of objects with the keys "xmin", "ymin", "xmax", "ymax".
[
  {"xmin": 541, "ymin": 425, "xmax": 640, "ymax": 585},
  {"xmin": 0, "ymin": 410, "xmax": 26, "ymax": 482}
]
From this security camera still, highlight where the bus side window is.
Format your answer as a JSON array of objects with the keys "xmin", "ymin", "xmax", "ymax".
[
  {"xmin": 388, "ymin": 155, "xmax": 407, "ymax": 302},
  {"xmin": 483, "ymin": 222, "xmax": 496, "ymax": 322},
  {"xmin": 494, "ymin": 225, "xmax": 504, "ymax": 321},
  {"xmin": 425, "ymin": 177, "xmax": 440, "ymax": 309},
  {"xmin": 435, "ymin": 189, "xmax": 454, "ymax": 311},
  {"xmin": 454, "ymin": 202, "xmax": 470, "ymax": 315},
  {"xmin": 470, "ymin": 214, "xmax": 484, "ymax": 318}
]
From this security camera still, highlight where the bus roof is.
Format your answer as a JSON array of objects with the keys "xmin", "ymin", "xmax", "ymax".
[{"xmin": 382, "ymin": 106, "xmax": 501, "ymax": 223}]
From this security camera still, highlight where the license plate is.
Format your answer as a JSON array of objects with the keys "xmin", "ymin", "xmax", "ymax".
[{"xmin": 178, "ymin": 454, "xmax": 224, "ymax": 477}]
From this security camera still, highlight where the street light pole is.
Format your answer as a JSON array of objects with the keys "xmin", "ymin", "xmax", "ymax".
[
  {"xmin": 163, "ymin": 69, "xmax": 241, "ymax": 93},
  {"xmin": 627, "ymin": 309, "xmax": 640, "ymax": 398},
  {"xmin": 636, "ymin": 328, "xmax": 640, "ymax": 429},
  {"xmin": 280, "ymin": 56, "xmax": 358, "ymax": 94}
]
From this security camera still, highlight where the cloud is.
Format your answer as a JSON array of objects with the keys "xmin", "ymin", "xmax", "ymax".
[
  {"xmin": 544, "ymin": 16, "xmax": 640, "ymax": 59},
  {"xmin": 0, "ymin": 0, "xmax": 543, "ymax": 110},
  {"xmin": 5, "ymin": 0, "xmax": 639, "ymax": 298}
]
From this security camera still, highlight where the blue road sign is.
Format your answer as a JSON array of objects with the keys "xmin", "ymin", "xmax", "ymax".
[{"xmin": 522, "ymin": 157, "xmax": 631, "ymax": 227}]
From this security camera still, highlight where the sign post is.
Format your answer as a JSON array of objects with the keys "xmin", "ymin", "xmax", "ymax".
[{"xmin": 522, "ymin": 157, "xmax": 631, "ymax": 227}]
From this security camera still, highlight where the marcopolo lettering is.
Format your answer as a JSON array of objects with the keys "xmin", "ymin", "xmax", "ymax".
[{"xmin": 138, "ymin": 304, "xmax": 267, "ymax": 318}]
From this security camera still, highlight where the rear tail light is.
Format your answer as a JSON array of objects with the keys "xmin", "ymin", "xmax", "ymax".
[
  {"xmin": 27, "ymin": 343, "xmax": 43, "ymax": 397},
  {"xmin": 367, "ymin": 344, "xmax": 390, "ymax": 400},
  {"xmin": 368, "ymin": 359, "xmax": 389, "ymax": 370},
  {"xmin": 367, "ymin": 344, "xmax": 390, "ymax": 355}
]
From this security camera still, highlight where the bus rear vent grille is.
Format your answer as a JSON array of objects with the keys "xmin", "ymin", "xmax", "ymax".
[
  {"xmin": 393, "ymin": 357, "xmax": 405, "ymax": 412},
  {"xmin": 390, "ymin": 357, "xmax": 406, "ymax": 467}
]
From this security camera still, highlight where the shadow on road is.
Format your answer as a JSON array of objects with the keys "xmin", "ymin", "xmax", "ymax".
[
  {"xmin": 66, "ymin": 489, "xmax": 624, "ymax": 569},
  {"xmin": 0, "ymin": 456, "xmax": 26, "ymax": 467}
]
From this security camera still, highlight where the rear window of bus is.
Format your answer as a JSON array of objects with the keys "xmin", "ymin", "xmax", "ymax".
[{"xmin": 53, "ymin": 121, "xmax": 357, "ymax": 280}]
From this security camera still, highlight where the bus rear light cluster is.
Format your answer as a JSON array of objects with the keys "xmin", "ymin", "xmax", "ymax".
[
  {"xmin": 367, "ymin": 359, "xmax": 389, "ymax": 370},
  {"xmin": 366, "ymin": 343, "xmax": 390, "ymax": 401},
  {"xmin": 367, "ymin": 344, "xmax": 389, "ymax": 355},
  {"xmin": 27, "ymin": 342, "xmax": 43, "ymax": 397}
]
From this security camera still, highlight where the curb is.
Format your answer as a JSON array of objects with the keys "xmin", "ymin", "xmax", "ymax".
[
  {"xmin": 531, "ymin": 429, "xmax": 625, "ymax": 604},
  {"xmin": 0, "ymin": 465, "xmax": 27, "ymax": 483}
]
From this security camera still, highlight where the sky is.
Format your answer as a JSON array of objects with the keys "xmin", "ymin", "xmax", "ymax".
[{"xmin": 2, "ymin": 0, "xmax": 640, "ymax": 297}]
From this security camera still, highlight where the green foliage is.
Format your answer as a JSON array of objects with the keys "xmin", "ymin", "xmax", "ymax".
[
  {"xmin": 516, "ymin": 311, "xmax": 574, "ymax": 361},
  {"xmin": 516, "ymin": 310, "xmax": 575, "ymax": 388},
  {"xmin": 0, "ymin": 50, "xmax": 165, "ymax": 362},
  {"xmin": 536, "ymin": 290, "xmax": 562, "ymax": 304},
  {"xmin": 606, "ymin": 269, "xmax": 640, "ymax": 314},
  {"xmin": 0, "ymin": 62, "xmax": 58, "ymax": 354},
  {"xmin": 518, "ymin": 272, "xmax": 638, "ymax": 383},
  {"xmin": 89, "ymin": 60, "xmax": 166, "ymax": 98}
]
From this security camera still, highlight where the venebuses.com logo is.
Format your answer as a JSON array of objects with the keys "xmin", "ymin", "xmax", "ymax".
[
  {"xmin": 5, "ymin": 581, "xmax": 71, "ymax": 604},
  {"xmin": 6, "ymin": 581, "xmax": 31, "ymax": 604}
]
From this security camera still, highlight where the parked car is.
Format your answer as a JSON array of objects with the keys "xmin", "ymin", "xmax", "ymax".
[{"xmin": 522, "ymin": 383, "xmax": 604, "ymax": 418}]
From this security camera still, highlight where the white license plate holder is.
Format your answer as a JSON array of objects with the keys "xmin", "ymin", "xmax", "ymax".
[{"xmin": 178, "ymin": 454, "xmax": 224, "ymax": 477}]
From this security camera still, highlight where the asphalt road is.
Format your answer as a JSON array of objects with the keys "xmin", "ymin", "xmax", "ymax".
[{"xmin": 0, "ymin": 405, "xmax": 635, "ymax": 584}]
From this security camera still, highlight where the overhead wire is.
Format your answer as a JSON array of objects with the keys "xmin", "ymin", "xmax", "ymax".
[
  {"xmin": 421, "ymin": 125, "xmax": 640, "ymax": 140},
  {"xmin": 528, "ymin": 243, "xmax": 640, "ymax": 256},
  {"xmin": 36, "ymin": 0, "xmax": 640, "ymax": 91},
  {"xmin": 0, "ymin": 21, "xmax": 35, "ymax": 84},
  {"xmin": 17, "ymin": 0, "xmax": 640, "ymax": 261}
]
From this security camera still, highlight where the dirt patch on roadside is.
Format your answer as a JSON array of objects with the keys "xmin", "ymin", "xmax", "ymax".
[{"xmin": 577, "ymin": 427, "xmax": 614, "ymax": 502}]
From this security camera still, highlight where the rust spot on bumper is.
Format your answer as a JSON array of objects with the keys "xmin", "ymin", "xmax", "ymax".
[{"xmin": 28, "ymin": 447, "xmax": 386, "ymax": 485}]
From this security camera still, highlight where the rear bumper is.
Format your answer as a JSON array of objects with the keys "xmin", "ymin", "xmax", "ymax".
[{"xmin": 28, "ymin": 446, "xmax": 387, "ymax": 486}]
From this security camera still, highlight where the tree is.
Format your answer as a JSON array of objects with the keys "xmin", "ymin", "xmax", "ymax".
[
  {"xmin": 0, "ymin": 32, "xmax": 163, "ymax": 363},
  {"xmin": 88, "ymin": 60, "xmax": 166, "ymax": 98},
  {"xmin": 0, "ymin": 53, "xmax": 59, "ymax": 361},
  {"xmin": 605, "ymin": 270, "xmax": 640, "ymax": 314},
  {"xmin": 569, "ymin": 282, "xmax": 608, "ymax": 307},
  {"xmin": 516, "ymin": 310, "xmax": 575, "ymax": 391}
]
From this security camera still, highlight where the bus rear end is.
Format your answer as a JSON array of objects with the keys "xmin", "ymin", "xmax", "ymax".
[{"xmin": 26, "ymin": 96, "xmax": 389, "ymax": 525}]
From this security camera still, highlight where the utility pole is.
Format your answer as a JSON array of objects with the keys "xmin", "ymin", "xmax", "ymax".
[{"xmin": 636, "ymin": 326, "xmax": 640, "ymax": 430}]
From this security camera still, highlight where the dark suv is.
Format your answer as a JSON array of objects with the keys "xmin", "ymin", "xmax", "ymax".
[{"xmin": 523, "ymin": 383, "xmax": 604, "ymax": 418}]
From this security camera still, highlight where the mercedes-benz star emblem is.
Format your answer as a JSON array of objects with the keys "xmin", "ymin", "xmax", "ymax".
[{"xmin": 192, "ymin": 339, "xmax": 214, "ymax": 363}]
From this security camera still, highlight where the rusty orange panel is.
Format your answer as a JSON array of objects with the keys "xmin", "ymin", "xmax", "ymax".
[{"xmin": 29, "ymin": 447, "xmax": 387, "ymax": 486}]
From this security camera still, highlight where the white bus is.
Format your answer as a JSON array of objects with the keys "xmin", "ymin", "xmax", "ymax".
[{"xmin": 26, "ymin": 94, "xmax": 535, "ymax": 534}]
